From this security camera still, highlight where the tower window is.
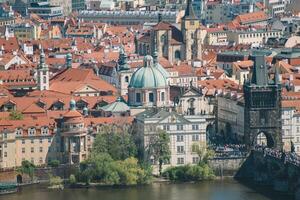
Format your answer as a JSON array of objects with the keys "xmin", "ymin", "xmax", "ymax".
[
  {"xmin": 136, "ymin": 93, "xmax": 141, "ymax": 103},
  {"xmin": 125, "ymin": 76, "xmax": 129, "ymax": 83},
  {"xmin": 161, "ymin": 92, "xmax": 165, "ymax": 101},
  {"xmin": 149, "ymin": 93, "xmax": 154, "ymax": 102}
]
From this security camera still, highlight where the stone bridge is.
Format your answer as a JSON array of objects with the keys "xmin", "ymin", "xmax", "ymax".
[{"xmin": 235, "ymin": 148, "xmax": 300, "ymax": 199}]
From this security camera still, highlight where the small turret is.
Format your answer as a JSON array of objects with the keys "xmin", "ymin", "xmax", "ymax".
[
  {"xmin": 66, "ymin": 53, "xmax": 72, "ymax": 68},
  {"xmin": 70, "ymin": 99, "xmax": 76, "ymax": 111}
]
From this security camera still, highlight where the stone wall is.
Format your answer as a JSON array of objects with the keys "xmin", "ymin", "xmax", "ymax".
[
  {"xmin": 208, "ymin": 157, "xmax": 247, "ymax": 177},
  {"xmin": 0, "ymin": 165, "xmax": 78, "ymax": 183}
]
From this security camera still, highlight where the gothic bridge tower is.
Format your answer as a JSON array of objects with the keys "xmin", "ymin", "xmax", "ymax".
[{"xmin": 243, "ymin": 53, "xmax": 282, "ymax": 149}]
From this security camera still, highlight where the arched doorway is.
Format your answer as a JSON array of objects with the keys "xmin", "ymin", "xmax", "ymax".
[
  {"xmin": 254, "ymin": 132, "xmax": 275, "ymax": 148},
  {"xmin": 16, "ymin": 174, "xmax": 22, "ymax": 184}
]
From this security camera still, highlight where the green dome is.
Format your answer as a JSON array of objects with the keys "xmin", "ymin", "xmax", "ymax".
[{"xmin": 129, "ymin": 55, "xmax": 167, "ymax": 89}]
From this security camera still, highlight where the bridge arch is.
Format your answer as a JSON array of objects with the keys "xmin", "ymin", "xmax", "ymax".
[{"xmin": 253, "ymin": 131, "xmax": 275, "ymax": 148}]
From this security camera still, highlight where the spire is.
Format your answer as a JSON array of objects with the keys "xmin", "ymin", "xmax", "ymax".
[
  {"xmin": 183, "ymin": 0, "xmax": 197, "ymax": 20},
  {"xmin": 118, "ymin": 45, "xmax": 129, "ymax": 70}
]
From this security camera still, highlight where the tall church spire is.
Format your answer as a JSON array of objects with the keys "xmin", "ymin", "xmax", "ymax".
[{"xmin": 183, "ymin": 0, "xmax": 197, "ymax": 20}]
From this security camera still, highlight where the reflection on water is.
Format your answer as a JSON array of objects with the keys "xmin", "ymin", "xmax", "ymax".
[{"xmin": 3, "ymin": 179, "xmax": 293, "ymax": 200}]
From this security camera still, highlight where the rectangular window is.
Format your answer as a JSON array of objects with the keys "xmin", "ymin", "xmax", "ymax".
[
  {"xmin": 31, "ymin": 139, "xmax": 34, "ymax": 144},
  {"xmin": 192, "ymin": 134, "xmax": 200, "ymax": 141},
  {"xmin": 39, "ymin": 157, "xmax": 43, "ymax": 163},
  {"xmin": 136, "ymin": 93, "xmax": 141, "ymax": 103},
  {"xmin": 4, "ymin": 152, "xmax": 7, "ymax": 157},
  {"xmin": 192, "ymin": 125, "xmax": 199, "ymax": 130},
  {"xmin": 192, "ymin": 157, "xmax": 199, "ymax": 164},
  {"xmin": 4, "ymin": 143, "xmax": 7, "ymax": 148},
  {"xmin": 22, "ymin": 148, "xmax": 25, "ymax": 153},
  {"xmin": 149, "ymin": 93, "xmax": 154, "ymax": 102},
  {"xmin": 163, "ymin": 125, "xmax": 170, "ymax": 131},
  {"xmin": 31, "ymin": 147, "xmax": 34, "ymax": 153},
  {"xmin": 48, "ymin": 138, "xmax": 51, "ymax": 143},
  {"xmin": 177, "ymin": 157, "xmax": 184, "ymax": 164},
  {"xmin": 39, "ymin": 147, "xmax": 43, "ymax": 153},
  {"xmin": 177, "ymin": 135, "xmax": 184, "ymax": 142},
  {"xmin": 39, "ymin": 138, "xmax": 43, "ymax": 143},
  {"xmin": 22, "ymin": 139, "xmax": 25, "ymax": 144},
  {"xmin": 177, "ymin": 125, "xmax": 183, "ymax": 130},
  {"xmin": 177, "ymin": 146, "xmax": 184, "ymax": 153}
]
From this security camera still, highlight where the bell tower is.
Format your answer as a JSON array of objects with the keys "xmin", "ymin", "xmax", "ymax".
[
  {"xmin": 37, "ymin": 48, "xmax": 49, "ymax": 91},
  {"xmin": 181, "ymin": 0, "xmax": 202, "ymax": 61}
]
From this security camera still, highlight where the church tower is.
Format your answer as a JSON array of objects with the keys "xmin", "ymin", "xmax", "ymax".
[
  {"xmin": 37, "ymin": 49, "xmax": 49, "ymax": 91},
  {"xmin": 117, "ymin": 46, "xmax": 132, "ymax": 96},
  {"xmin": 181, "ymin": 0, "xmax": 202, "ymax": 61}
]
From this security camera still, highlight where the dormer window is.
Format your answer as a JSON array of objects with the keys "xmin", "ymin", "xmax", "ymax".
[
  {"xmin": 41, "ymin": 127, "xmax": 48, "ymax": 135},
  {"xmin": 28, "ymin": 128, "xmax": 36, "ymax": 136},
  {"xmin": 16, "ymin": 128, "xmax": 23, "ymax": 136}
]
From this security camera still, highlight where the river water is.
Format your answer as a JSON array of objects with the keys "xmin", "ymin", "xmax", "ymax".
[{"xmin": 3, "ymin": 179, "xmax": 293, "ymax": 200}]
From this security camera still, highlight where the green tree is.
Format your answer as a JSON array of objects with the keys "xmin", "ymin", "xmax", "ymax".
[
  {"xmin": 92, "ymin": 125, "xmax": 137, "ymax": 160},
  {"xmin": 48, "ymin": 159, "xmax": 60, "ymax": 168},
  {"xmin": 148, "ymin": 130, "xmax": 171, "ymax": 176},
  {"xmin": 9, "ymin": 111, "xmax": 23, "ymax": 120},
  {"xmin": 69, "ymin": 174, "xmax": 76, "ymax": 185},
  {"xmin": 18, "ymin": 160, "xmax": 35, "ymax": 181},
  {"xmin": 78, "ymin": 153, "xmax": 151, "ymax": 185},
  {"xmin": 192, "ymin": 142, "xmax": 215, "ymax": 165}
]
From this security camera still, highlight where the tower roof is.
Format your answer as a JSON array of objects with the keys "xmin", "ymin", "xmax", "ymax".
[
  {"xmin": 183, "ymin": 0, "xmax": 197, "ymax": 20},
  {"xmin": 250, "ymin": 53, "xmax": 268, "ymax": 86}
]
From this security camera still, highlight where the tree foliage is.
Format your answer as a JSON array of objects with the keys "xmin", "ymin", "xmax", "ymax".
[
  {"xmin": 48, "ymin": 159, "xmax": 60, "ymax": 168},
  {"xmin": 162, "ymin": 164, "xmax": 215, "ymax": 181},
  {"xmin": 77, "ymin": 153, "xmax": 151, "ymax": 185},
  {"xmin": 9, "ymin": 111, "xmax": 23, "ymax": 120},
  {"xmin": 92, "ymin": 126, "xmax": 137, "ymax": 160},
  {"xmin": 18, "ymin": 160, "xmax": 35, "ymax": 180},
  {"xmin": 147, "ymin": 130, "xmax": 171, "ymax": 176},
  {"xmin": 192, "ymin": 142, "xmax": 215, "ymax": 165}
]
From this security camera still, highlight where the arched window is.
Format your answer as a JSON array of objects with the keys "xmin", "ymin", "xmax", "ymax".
[
  {"xmin": 125, "ymin": 76, "xmax": 129, "ymax": 83},
  {"xmin": 175, "ymin": 50, "xmax": 181, "ymax": 60},
  {"xmin": 160, "ymin": 35, "xmax": 165, "ymax": 44}
]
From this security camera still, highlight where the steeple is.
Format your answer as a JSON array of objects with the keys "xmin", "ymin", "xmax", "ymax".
[
  {"xmin": 183, "ymin": 0, "xmax": 197, "ymax": 20},
  {"xmin": 37, "ymin": 47, "xmax": 49, "ymax": 91},
  {"xmin": 118, "ymin": 46, "xmax": 130, "ymax": 71}
]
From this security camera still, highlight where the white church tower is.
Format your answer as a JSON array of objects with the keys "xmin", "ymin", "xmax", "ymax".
[{"xmin": 37, "ymin": 49, "xmax": 49, "ymax": 91}]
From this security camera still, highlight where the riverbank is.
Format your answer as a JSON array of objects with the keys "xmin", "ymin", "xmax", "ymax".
[{"xmin": 2, "ymin": 179, "xmax": 290, "ymax": 200}]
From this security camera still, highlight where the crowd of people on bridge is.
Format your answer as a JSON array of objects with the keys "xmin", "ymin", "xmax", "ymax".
[{"xmin": 254, "ymin": 145, "xmax": 300, "ymax": 167}]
